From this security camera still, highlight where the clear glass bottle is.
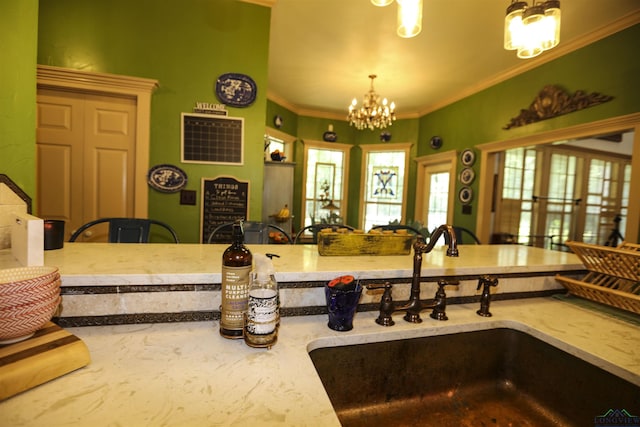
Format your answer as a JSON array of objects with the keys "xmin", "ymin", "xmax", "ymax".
[
  {"xmin": 220, "ymin": 220, "xmax": 252, "ymax": 339},
  {"xmin": 244, "ymin": 253, "xmax": 279, "ymax": 348}
]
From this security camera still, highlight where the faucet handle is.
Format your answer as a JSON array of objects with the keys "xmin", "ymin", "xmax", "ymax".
[
  {"xmin": 367, "ymin": 282, "xmax": 395, "ymax": 327},
  {"xmin": 476, "ymin": 275, "xmax": 498, "ymax": 291},
  {"xmin": 477, "ymin": 276, "xmax": 499, "ymax": 317}
]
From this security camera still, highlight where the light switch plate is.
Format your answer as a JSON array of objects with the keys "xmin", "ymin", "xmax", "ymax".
[{"xmin": 180, "ymin": 189, "xmax": 196, "ymax": 205}]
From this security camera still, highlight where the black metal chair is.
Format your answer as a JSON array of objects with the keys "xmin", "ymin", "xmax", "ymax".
[
  {"xmin": 370, "ymin": 224, "xmax": 428, "ymax": 239},
  {"xmin": 207, "ymin": 221, "xmax": 292, "ymax": 244},
  {"xmin": 69, "ymin": 218, "xmax": 179, "ymax": 243},
  {"xmin": 294, "ymin": 223, "xmax": 355, "ymax": 244},
  {"xmin": 452, "ymin": 226, "xmax": 481, "ymax": 244}
]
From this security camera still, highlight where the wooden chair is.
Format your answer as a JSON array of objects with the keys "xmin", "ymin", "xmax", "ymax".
[{"xmin": 69, "ymin": 218, "xmax": 179, "ymax": 243}]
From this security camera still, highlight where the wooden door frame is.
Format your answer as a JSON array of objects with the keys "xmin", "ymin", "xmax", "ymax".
[{"xmin": 36, "ymin": 65, "xmax": 158, "ymax": 218}]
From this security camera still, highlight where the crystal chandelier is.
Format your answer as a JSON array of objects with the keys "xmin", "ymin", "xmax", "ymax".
[
  {"xmin": 504, "ymin": 0, "xmax": 561, "ymax": 59},
  {"xmin": 347, "ymin": 75, "xmax": 396, "ymax": 131}
]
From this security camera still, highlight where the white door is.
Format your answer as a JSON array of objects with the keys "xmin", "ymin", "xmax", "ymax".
[
  {"xmin": 36, "ymin": 89, "xmax": 137, "ymax": 241},
  {"xmin": 423, "ymin": 165, "xmax": 452, "ymax": 232},
  {"xmin": 415, "ymin": 152, "xmax": 456, "ymax": 234}
]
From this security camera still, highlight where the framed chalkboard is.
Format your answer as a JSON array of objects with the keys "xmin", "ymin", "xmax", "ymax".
[
  {"xmin": 201, "ymin": 176, "xmax": 250, "ymax": 243},
  {"xmin": 181, "ymin": 113, "xmax": 244, "ymax": 165}
]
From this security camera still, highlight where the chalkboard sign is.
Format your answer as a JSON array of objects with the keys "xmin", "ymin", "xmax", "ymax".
[
  {"xmin": 201, "ymin": 176, "xmax": 250, "ymax": 243},
  {"xmin": 181, "ymin": 113, "xmax": 244, "ymax": 165}
]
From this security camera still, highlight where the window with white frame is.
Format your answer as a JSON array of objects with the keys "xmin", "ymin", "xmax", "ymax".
[
  {"xmin": 301, "ymin": 141, "xmax": 350, "ymax": 230},
  {"xmin": 499, "ymin": 147, "xmax": 538, "ymax": 245},
  {"xmin": 360, "ymin": 143, "xmax": 410, "ymax": 231},
  {"xmin": 496, "ymin": 144, "xmax": 630, "ymax": 249}
]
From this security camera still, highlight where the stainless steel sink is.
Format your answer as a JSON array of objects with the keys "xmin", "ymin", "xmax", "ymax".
[{"xmin": 309, "ymin": 328, "xmax": 639, "ymax": 427}]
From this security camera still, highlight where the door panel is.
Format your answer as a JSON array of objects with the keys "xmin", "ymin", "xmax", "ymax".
[
  {"xmin": 93, "ymin": 149, "xmax": 130, "ymax": 218},
  {"xmin": 84, "ymin": 97, "xmax": 136, "ymax": 222},
  {"xmin": 37, "ymin": 90, "xmax": 137, "ymax": 241},
  {"xmin": 36, "ymin": 144, "xmax": 72, "ymax": 220},
  {"xmin": 36, "ymin": 91, "xmax": 84, "ymax": 236}
]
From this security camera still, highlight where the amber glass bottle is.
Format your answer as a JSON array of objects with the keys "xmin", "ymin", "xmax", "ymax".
[{"xmin": 220, "ymin": 221, "xmax": 252, "ymax": 339}]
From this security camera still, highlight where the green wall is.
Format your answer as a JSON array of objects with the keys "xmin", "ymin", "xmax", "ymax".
[
  {"xmin": 0, "ymin": 1, "xmax": 39, "ymax": 204},
  {"xmin": 37, "ymin": 0, "xmax": 271, "ymax": 242},
  {"xmin": 417, "ymin": 24, "xmax": 640, "ymax": 231},
  {"xmin": 286, "ymin": 24, "xmax": 640, "ymax": 233},
  {"xmin": 3, "ymin": 3, "xmax": 638, "ymax": 242}
]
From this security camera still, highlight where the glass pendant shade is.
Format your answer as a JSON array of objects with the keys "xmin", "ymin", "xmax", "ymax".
[
  {"xmin": 541, "ymin": 0, "xmax": 561, "ymax": 50},
  {"xmin": 522, "ymin": 2, "xmax": 545, "ymax": 25},
  {"xmin": 518, "ymin": 3, "xmax": 545, "ymax": 58},
  {"xmin": 504, "ymin": 1, "xmax": 527, "ymax": 50},
  {"xmin": 517, "ymin": 22, "xmax": 544, "ymax": 58},
  {"xmin": 371, "ymin": 0, "xmax": 394, "ymax": 6},
  {"xmin": 397, "ymin": 0, "xmax": 423, "ymax": 38}
]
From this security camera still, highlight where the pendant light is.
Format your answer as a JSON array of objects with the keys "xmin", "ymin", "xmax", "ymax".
[
  {"xmin": 371, "ymin": 0, "xmax": 394, "ymax": 6},
  {"xmin": 397, "ymin": 0, "xmax": 423, "ymax": 38},
  {"xmin": 504, "ymin": 0, "xmax": 561, "ymax": 58}
]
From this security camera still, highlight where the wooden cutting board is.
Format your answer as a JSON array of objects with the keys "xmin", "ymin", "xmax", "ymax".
[{"xmin": 0, "ymin": 322, "xmax": 91, "ymax": 400}]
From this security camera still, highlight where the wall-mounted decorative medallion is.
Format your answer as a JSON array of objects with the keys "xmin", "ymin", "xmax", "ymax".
[{"xmin": 503, "ymin": 85, "xmax": 613, "ymax": 130}]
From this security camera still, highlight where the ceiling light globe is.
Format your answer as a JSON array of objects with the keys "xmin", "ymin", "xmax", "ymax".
[
  {"xmin": 522, "ymin": 3, "xmax": 545, "ymax": 25},
  {"xmin": 397, "ymin": 0, "xmax": 423, "ymax": 38},
  {"xmin": 371, "ymin": 0, "xmax": 394, "ymax": 6},
  {"xmin": 504, "ymin": 1, "xmax": 528, "ymax": 50},
  {"xmin": 541, "ymin": 0, "xmax": 561, "ymax": 50}
]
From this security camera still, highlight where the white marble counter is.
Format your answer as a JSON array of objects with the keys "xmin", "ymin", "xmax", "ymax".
[
  {"xmin": 1, "ymin": 297, "xmax": 639, "ymax": 426},
  {"xmin": 0, "ymin": 243, "xmax": 586, "ymax": 324},
  {"xmin": 0, "ymin": 243, "xmax": 585, "ymax": 285}
]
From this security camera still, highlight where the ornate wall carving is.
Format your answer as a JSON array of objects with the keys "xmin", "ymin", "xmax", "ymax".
[{"xmin": 503, "ymin": 85, "xmax": 614, "ymax": 130}]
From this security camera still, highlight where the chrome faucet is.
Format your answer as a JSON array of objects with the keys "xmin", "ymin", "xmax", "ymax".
[{"xmin": 368, "ymin": 224, "xmax": 459, "ymax": 325}]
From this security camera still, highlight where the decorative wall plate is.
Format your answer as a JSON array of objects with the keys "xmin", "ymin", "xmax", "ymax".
[
  {"xmin": 460, "ymin": 167, "xmax": 475, "ymax": 185},
  {"xmin": 273, "ymin": 115, "xmax": 283, "ymax": 128},
  {"xmin": 323, "ymin": 130, "xmax": 337, "ymax": 142},
  {"xmin": 459, "ymin": 186, "xmax": 473, "ymax": 205},
  {"xmin": 461, "ymin": 149, "xmax": 475, "ymax": 166},
  {"xmin": 215, "ymin": 73, "xmax": 257, "ymax": 107},
  {"xmin": 147, "ymin": 164, "xmax": 188, "ymax": 193},
  {"xmin": 430, "ymin": 136, "xmax": 443, "ymax": 149}
]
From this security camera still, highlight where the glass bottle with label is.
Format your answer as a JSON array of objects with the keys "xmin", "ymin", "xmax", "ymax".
[
  {"xmin": 245, "ymin": 253, "xmax": 279, "ymax": 348},
  {"xmin": 220, "ymin": 220, "xmax": 252, "ymax": 339}
]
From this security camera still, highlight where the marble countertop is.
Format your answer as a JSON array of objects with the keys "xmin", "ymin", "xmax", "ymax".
[
  {"xmin": 0, "ymin": 243, "xmax": 584, "ymax": 285},
  {"xmin": 2, "ymin": 297, "xmax": 639, "ymax": 427}
]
